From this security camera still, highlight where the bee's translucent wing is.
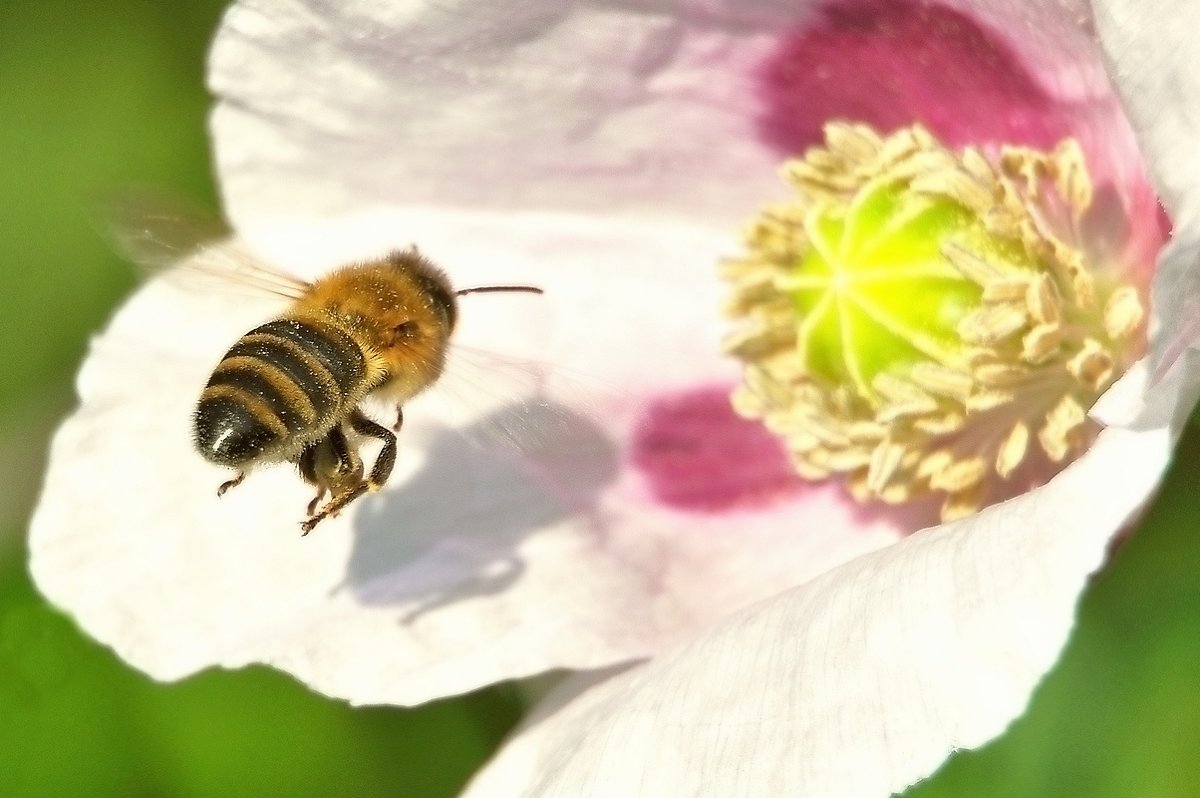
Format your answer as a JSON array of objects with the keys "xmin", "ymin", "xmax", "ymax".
[
  {"xmin": 388, "ymin": 340, "xmax": 621, "ymax": 465},
  {"xmin": 104, "ymin": 192, "xmax": 310, "ymax": 300}
]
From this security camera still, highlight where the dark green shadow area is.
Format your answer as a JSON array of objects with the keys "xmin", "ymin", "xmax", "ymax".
[{"xmin": 905, "ymin": 419, "xmax": 1200, "ymax": 798}]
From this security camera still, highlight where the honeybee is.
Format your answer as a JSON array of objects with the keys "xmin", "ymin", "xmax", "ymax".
[
  {"xmin": 113, "ymin": 209, "xmax": 542, "ymax": 533},
  {"xmin": 198, "ymin": 249, "xmax": 544, "ymax": 534}
]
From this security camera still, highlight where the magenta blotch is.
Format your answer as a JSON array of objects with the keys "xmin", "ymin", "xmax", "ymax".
[
  {"xmin": 631, "ymin": 385, "xmax": 807, "ymax": 513},
  {"xmin": 756, "ymin": 0, "xmax": 1073, "ymax": 155}
]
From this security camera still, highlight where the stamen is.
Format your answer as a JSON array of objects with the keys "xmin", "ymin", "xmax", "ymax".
[{"xmin": 722, "ymin": 122, "xmax": 1146, "ymax": 521}]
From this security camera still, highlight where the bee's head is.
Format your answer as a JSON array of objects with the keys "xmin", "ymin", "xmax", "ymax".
[{"xmin": 384, "ymin": 248, "xmax": 458, "ymax": 332}]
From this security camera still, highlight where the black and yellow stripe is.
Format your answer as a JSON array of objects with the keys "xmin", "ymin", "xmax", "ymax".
[{"xmin": 193, "ymin": 318, "xmax": 368, "ymax": 466}]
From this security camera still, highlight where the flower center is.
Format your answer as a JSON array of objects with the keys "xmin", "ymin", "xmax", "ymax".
[{"xmin": 723, "ymin": 122, "xmax": 1145, "ymax": 521}]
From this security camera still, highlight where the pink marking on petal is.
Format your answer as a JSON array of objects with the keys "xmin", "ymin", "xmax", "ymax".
[
  {"xmin": 755, "ymin": 0, "xmax": 1073, "ymax": 155},
  {"xmin": 630, "ymin": 384, "xmax": 808, "ymax": 513}
]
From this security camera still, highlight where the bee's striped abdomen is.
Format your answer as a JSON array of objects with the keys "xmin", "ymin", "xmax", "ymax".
[{"xmin": 194, "ymin": 317, "xmax": 368, "ymax": 466}]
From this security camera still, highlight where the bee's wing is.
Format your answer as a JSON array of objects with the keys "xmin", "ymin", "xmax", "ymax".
[
  {"xmin": 401, "ymin": 342, "xmax": 621, "ymax": 459},
  {"xmin": 104, "ymin": 193, "xmax": 311, "ymax": 300}
]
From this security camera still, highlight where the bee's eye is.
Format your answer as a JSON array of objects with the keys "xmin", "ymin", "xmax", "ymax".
[{"xmin": 393, "ymin": 321, "xmax": 418, "ymax": 340}]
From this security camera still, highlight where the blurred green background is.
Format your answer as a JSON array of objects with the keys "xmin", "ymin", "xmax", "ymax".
[{"xmin": 0, "ymin": 1, "xmax": 1197, "ymax": 796}]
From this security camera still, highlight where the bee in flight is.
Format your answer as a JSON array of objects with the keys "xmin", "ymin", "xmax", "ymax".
[
  {"xmin": 191, "ymin": 248, "xmax": 544, "ymax": 534},
  {"xmin": 111, "ymin": 206, "xmax": 543, "ymax": 534}
]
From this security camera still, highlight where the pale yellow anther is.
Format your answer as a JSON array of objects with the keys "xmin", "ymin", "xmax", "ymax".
[
  {"xmin": 942, "ymin": 484, "xmax": 987, "ymax": 521},
  {"xmin": 917, "ymin": 449, "xmax": 954, "ymax": 480},
  {"xmin": 944, "ymin": 241, "xmax": 1006, "ymax": 285},
  {"xmin": 848, "ymin": 472, "xmax": 872, "ymax": 501},
  {"xmin": 787, "ymin": 162, "xmax": 859, "ymax": 194},
  {"xmin": 1039, "ymin": 395, "xmax": 1087, "ymax": 462},
  {"xmin": 961, "ymin": 147, "xmax": 996, "ymax": 184},
  {"xmin": 874, "ymin": 127, "xmax": 928, "ymax": 171},
  {"xmin": 1053, "ymin": 245, "xmax": 1096, "ymax": 308},
  {"xmin": 793, "ymin": 457, "xmax": 831, "ymax": 481},
  {"xmin": 730, "ymin": 385, "xmax": 765, "ymax": 419},
  {"xmin": 1025, "ymin": 273, "xmax": 1062, "ymax": 325},
  {"xmin": 1104, "ymin": 285, "xmax": 1145, "ymax": 339},
  {"xmin": 723, "ymin": 324, "xmax": 791, "ymax": 361},
  {"xmin": 805, "ymin": 150, "xmax": 847, "ymax": 173},
  {"xmin": 929, "ymin": 457, "xmax": 987, "ymax": 493},
  {"xmin": 888, "ymin": 150, "xmax": 959, "ymax": 184},
  {"xmin": 958, "ymin": 303, "xmax": 1028, "ymax": 344},
  {"xmin": 982, "ymin": 207, "xmax": 1021, "ymax": 240},
  {"xmin": 908, "ymin": 363, "xmax": 975, "ymax": 402},
  {"xmin": 982, "ymin": 278, "xmax": 1031, "ymax": 303},
  {"xmin": 974, "ymin": 363, "xmax": 1030, "ymax": 388},
  {"xmin": 723, "ymin": 122, "xmax": 1146, "ymax": 522},
  {"xmin": 872, "ymin": 372, "xmax": 934, "ymax": 404},
  {"xmin": 1021, "ymin": 324, "xmax": 1063, "ymax": 364},
  {"xmin": 965, "ymin": 390, "xmax": 1015, "ymax": 413},
  {"xmin": 964, "ymin": 347, "xmax": 1003, "ymax": 369},
  {"xmin": 877, "ymin": 400, "xmax": 940, "ymax": 423},
  {"xmin": 880, "ymin": 483, "xmax": 915, "ymax": 505},
  {"xmin": 867, "ymin": 440, "xmax": 907, "ymax": 492},
  {"xmin": 996, "ymin": 422, "xmax": 1031, "ymax": 479},
  {"xmin": 912, "ymin": 411, "xmax": 965, "ymax": 435},
  {"xmin": 782, "ymin": 428, "xmax": 822, "ymax": 453},
  {"xmin": 911, "ymin": 168, "xmax": 993, "ymax": 214},
  {"xmin": 826, "ymin": 122, "xmax": 882, "ymax": 162},
  {"xmin": 1067, "ymin": 338, "xmax": 1115, "ymax": 391},
  {"xmin": 846, "ymin": 420, "xmax": 889, "ymax": 443},
  {"xmin": 1052, "ymin": 139, "xmax": 1093, "ymax": 213},
  {"xmin": 1000, "ymin": 145, "xmax": 1045, "ymax": 192},
  {"xmin": 806, "ymin": 418, "xmax": 855, "ymax": 449},
  {"xmin": 826, "ymin": 448, "xmax": 875, "ymax": 471}
]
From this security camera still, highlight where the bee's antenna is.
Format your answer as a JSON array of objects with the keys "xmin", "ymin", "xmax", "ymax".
[{"xmin": 455, "ymin": 285, "xmax": 544, "ymax": 297}]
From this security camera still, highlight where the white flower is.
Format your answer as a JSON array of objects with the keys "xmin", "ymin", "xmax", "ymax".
[{"xmin": 27, "ymin": 0, "xmax": 1200, "ymax": 794}]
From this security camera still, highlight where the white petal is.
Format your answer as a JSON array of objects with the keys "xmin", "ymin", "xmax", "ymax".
[
  {"xmin": 1094, "ymin": 0, "xmax": 1200, "ymax": 377},
  {"xmin": 29, "ymin": 210, "xmax": 902, "ymax": 705},
  {"xmin": 208, "ymin": 0, "xmax": 817, "ymax": 229},
  {"xmin": 209, "ymin": 0, "xmax": 1121, "ymax": 243},
  {"xmin": 1094, "ymin": 1, "xmax": 1200, "ymax": 220},
  {"xmin": 467, "ymin": 343, "xmax": 1200, "ymax": 797}
]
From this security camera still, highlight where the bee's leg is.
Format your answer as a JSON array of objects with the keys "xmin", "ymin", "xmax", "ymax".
[
  {"xmin": 216, "ymin": 471, "xmax": 245, "ymax": 497},
  {"xmin": 297, "ymin": 442, "xmax": 319, "ymax": 484},
  {"xmin": 298, "ymin": 445, "xmax": 326, "ymax": 516},
  {"xmin": 299, "ymin": 427, "xmax": 365, "ymax": 534},
  {"xmin": 350, "ymin": 410, "xmax": 398, "ymax": 491},
  {"xmin": 296, "ymin": 442, "xmax": 325, "ymax": 515},
  {"xmin": 325, "ymin": 426, "xmax": 363, "ymax": 488},
  {"xmin": 392, "ymin": 406, "xmax": 404, "ymax": 432},
  {"xmin": 301, "ymin": 412, "xmax": 396, "ymax": 535},
  {"xmin": 305, "ymin": 490, "xmax": 326, "ymax": 517}
]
